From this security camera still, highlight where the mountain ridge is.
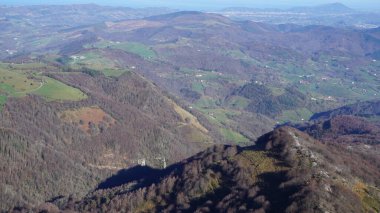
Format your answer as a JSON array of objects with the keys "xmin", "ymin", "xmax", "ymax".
[
  {"xmin": 221, "ymin": 2, "xmax": 355, "ymax": 13},
  {"xmin": 290, "ymin": 2, "xmax": 354, "ymax": 13},
  {"xmin": 15, "ymin": 124, "xmax": 380, "ymax": 212}
]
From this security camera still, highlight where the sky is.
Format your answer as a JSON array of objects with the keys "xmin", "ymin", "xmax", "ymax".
[{"xmin": 2, "ymin": 0, "xmax": 380, "ymax": 11}]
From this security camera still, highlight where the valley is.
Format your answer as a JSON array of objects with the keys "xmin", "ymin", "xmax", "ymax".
[{"xmin": 43, "ymin": 11, "xmax": 380, "ymax": 129}]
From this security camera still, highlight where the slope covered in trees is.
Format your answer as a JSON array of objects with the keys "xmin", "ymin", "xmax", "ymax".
[
  {"xmin": 18, "ymin": 126, "xmax": 380, "ymax": 213},
  {"xmin": 310, "ymin": 100, "xmax": 380, "ymax": 122},
  {"xmin": 0, "ymin": 66, "xmax": 219, "ymax": 211}
]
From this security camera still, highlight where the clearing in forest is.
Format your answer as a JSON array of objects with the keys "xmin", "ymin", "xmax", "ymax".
[
  {"xmin": 59, "ymin": 106, "xmax": 116, "ymax": 134},
  {"xmin": 0, "ymin": 63, "xmax": 87, "ymax": 102},
  {"xmin": 32, "ymin": 77, "xmax": 87, "ymax": 101}
]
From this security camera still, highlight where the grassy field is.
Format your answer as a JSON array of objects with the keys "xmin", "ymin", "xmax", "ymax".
[
  {"xmin": 69, "ymin": 51, "xmax": 117, "ymax": 70},
  {"xmin": 169, "ymin": 98, "xmax": 209, "ymax": 133},
  {"xmin": 278, "ymin": 108, "xmax": 314, "ymax": 123},
  {"xmin": 87, "ymin": 41, "xmax": 157, "ymax": 60},
  {"xmin": 0, "ymin": 62, "xmax": 56, "ymax": 71},
  {"xmin": 29, "ymin": 37, "xmax": 53, "ymax": 46},
  {"xmin": 197, "ymin": 107, "xmax": 237, "ymax": 124},
  {"xmin": 268, "ymin": 86, "xmax": 286, "ymax": 96},
  {"xmin": 223, "ymin": 49, "xmax": 261, "ymax": 66},
  {"xmin": 316, "ymin": 82, "xmax": 355, "ymax": 97},
  {"xmin": 0, "ymin": 63, "xmax": 87, "ymax": 106},
  {"xmin": 194, "ymin": 101, "xmax": 250, "ymax": 143},
  {"xmin": 297, "ymin": 79, "xmax": 377, "ymax": 101},
  {"xmin": 178, "ymin": 125, "xmax": 213, "ymax": 145},
  {"xmin": 220, "ymin": 128, "xmax": 249, "ymax": 144},
  {"xmin": 117, "ymin": 42, "xmax": 157, "ymax": 60},
  {"xmin": 165, "ymin": 97, "xmax": 213, "ymax": 144},
  {"xmin": 0, "ymin": 95, "xmax": 7, "ymax": 111},
  {"xmin": 225, "ymin": 96, "xmax": 250, "ymax": 109},
  {"xmin": 33, "ymin": 77, "xmax": 87, "ymax": 101},
  {"xmin": 67, "ymin": 50, "xmax": 130, "ymax": 77},
  {"xmin": 59, "ymin": 106, "xmax": 115, "ymax": 133},
  {"xmin": 0, "ymin": 68, "xmax": 41, "ymax": 96},
  {"xmin": 101, "ymin": 69, "xmax": 129, "ymax": 77},
  {"xmin": 235, "ymin": 150, "xmax": 288, "ymax": 185},
  {"xmin": 192, "ymin": 81, "xmax": 204, "ymax": 93}
]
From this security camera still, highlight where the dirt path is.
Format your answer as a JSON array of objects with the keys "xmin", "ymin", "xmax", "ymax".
[{"xmin": 15, "ymin": 81, "xmax": 44, "ymax": 94}]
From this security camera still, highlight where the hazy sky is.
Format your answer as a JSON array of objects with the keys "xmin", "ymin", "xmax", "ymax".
[{"xmin": 2, "ymin": 0, "xmax": 380, "ymax": 10}]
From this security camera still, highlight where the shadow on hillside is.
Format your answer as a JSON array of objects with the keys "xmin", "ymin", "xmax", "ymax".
[
  {"xmin": 97, "ymin": 166, "xmax": 164, "ymax": 190},
  {"xmin": 256, "ymin": 171, "xmax": 299, "ymax": 213}
]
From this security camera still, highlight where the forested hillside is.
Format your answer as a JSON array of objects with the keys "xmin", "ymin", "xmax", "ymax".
[
  {"xmin": 17, "ymin": 125, "xmax": 380, "ymax": 212},
  {"xmin": 0, "ymin": 65, "xmax": 219, "ymax": 210}
]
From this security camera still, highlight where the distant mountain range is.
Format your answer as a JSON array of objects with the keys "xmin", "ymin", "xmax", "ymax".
[
  {"xmin": 289, "ymin": 2, "xmax": 355, "ymax": 13},
  {"xmin": 222, "ymin": 3, "xmax": 354, "ymax": 13},
  {"xmin": 0, "ymin": 4, "xmax": 176, "ymax": 27},
  {"xmin": 219, "ymin": 3, "xmax": 380, "ymax": 27}
]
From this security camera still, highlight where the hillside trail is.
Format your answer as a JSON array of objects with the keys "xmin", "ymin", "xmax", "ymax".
[{"xmin": 14, "ymin": 81, "xmax": 44, "ymax": 94}]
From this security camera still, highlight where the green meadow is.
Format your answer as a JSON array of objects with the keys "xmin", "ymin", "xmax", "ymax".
[
  {"xmin": 32, "ymin": 77, "xmax": 87, "ymax": 101},
  {"xmin": 0, "ymin": 63, "xmax": 87, "ymax": 105},
  {"xmin": 87, "ymin": 41, "xmax": 157, "ymax": 60},
  {"xmin": 0, "ymin": 68, "xmax": 40, "ymax": 96},
  {"xmin": 67, "ymin": 50, "xmax": 129, "ymax": 77},
  {"xmin": 220, "ymin": 128, "xmax": 250, "ymax": 144},
  {"xmin": 0, "ymin": 95, "xmax": 7, "ymax": 110}
]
